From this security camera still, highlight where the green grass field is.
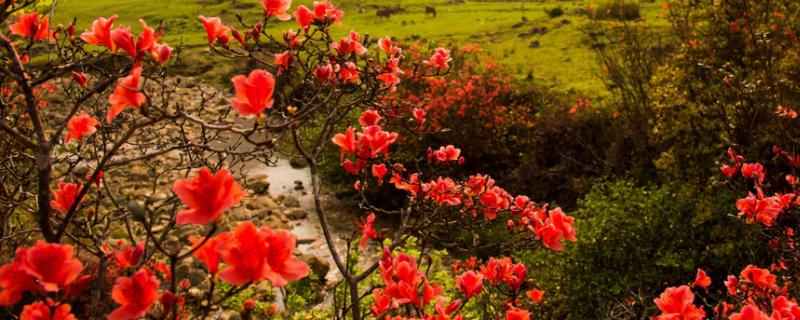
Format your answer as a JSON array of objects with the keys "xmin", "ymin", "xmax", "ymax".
[{"xmin": 51, "ymin": 0, "xmax": 667, "ymax": 96}]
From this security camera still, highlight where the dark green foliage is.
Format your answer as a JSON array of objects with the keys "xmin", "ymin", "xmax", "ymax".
[{"xmin": 526, "ymin": 180, "xmax": 764, "ymax": 319}]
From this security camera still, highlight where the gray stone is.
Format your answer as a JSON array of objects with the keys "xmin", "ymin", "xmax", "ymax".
[
  {"xmin": 285, "ymin": 208, "xmax": 308, "ymax": 220},
  {"xmin": 245, "ymin": 173, "xmax": 270, "ymax": 195},
  {"xmin": 245, "ymin": 196, "xmax": 278, "ymax": 210},
  {"xmin": 282, "ymin": 195, "xmax": 300, "ymax": 208},
  {"xmin": 289, "ymin": 157, "xmax": 308, "ymax": 169}
]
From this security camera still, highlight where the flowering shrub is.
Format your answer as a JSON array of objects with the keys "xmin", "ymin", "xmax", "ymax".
[{"xmin": 0, "ymin": 0, "xmax": 574, "ymax": 319}]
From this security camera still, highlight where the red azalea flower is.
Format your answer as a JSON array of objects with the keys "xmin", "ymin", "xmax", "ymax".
[
  {"xmin": 358, "ymin": 213, "xmax": 376, "ymax": 251},
  {"xmin": 455, "ymin": 271, "xmax": 483, "ymax": 299},
  {"xmin": 506, "ymin": 307, "xmax": 530, "ymax": 320},
  {"xmin": 729, "ymin": 305, "xmax": 770, "ymax": 320},
  {"xmin": 0, "ymin": 262, "xmax": 37, "ymax": 306},
  {"xmin": 333, "ymin": 31, "xmax": 367, "ymax": 56},
  {"xmin": 294, "ymin": 5, "xmax": 313, "ymax": 30},
  {"xmin": 262, "ymin": 0, "xmax": 292, "ymax": 21},
  {"xmin": 332, "ymin": 127, "xmax": 357, "ymax": 160},
  {"xmin": 190, "ymin": 233, "xmax": 229, "ymax": 274},
  {"xmin": 260, "ymin": 226, "xmax": 310, "ymax": 287},
  {"xmin": 311, "ymin": 0, "xmax": 344, "ymax": 24},
  {"xmin": 359, "ymin": 109, "xmax": 382, "ymax": 126},
  {"xmin": 424, "ymin": 47, "xmax": 452, "ymax": 70},
  {"xmin": 65, "ymin": 112, "xmax": 100, "ymax": 143},
  {"xmin": 16, "ymin": 241, "xmax": 84, "ymax": 292},
  {"xmin": 135, "ymin": 19, "xmax": 159, "ymax": 55},
  {"xmin": 231, "ymin": 69, "xmax": 275, "ymax": 117},
  {"xmin": 527, "ymin": 288, "xmax": 544, "ymax": 303},
  {"xmin": 198, "ymin": 16, "xmax": 229, "ymax": 46},
  {"xmin": 739, "ymin": 265, "xmax": 777, "ymax": 290},
  {"xmin": 172, "ymin": 167, "xmax": 246, "ymax": 225},
  {"xmin": 693, "ymin": 268, "xmax": 711, "ymax": 289},
  {"xmin": 339, "ymin": 62, "xmax": 360, "ymax": 84},
  {"xmin": 20, "ymin": 300, "xmax": 76, "ymax": 320},
  {"xmin": 9, "ymin": 12, "xmax": 51, "ymax": 41},
  {"xmin": 653, "ymin": 286, "xmax": 705, "ymax": 320},
  {"xmin": 371, "ymin": 164, "xmax": 388, "ymax": 184},
  {"xmin": 106, "ymin": 65, "xmax": 146, "ymax": 123},
  {"xmin": 51, "ymin": 182, "xmax": 82, "ymax": 214},
  {"xmin": 216, "ymin": 222, "xmax": 271, "ymax": 285},
  {"xmin": 113, "ymin": 241, "xmax": 144, "ymax": 269},
  {"xmin": 110, "ymin": 26, "xmax": 136, "ymax": 57},
  {"xmin": 108, "ymin": 268, "xmax": 160, "ymax": 320},
  {"xmin": 81, "ymin": 15, "xmax": 117, "ymax": 50}
]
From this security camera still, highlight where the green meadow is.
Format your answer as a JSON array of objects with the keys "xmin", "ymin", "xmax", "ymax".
[{"xmin": 52, "ymin": 0, "xmax": 667, "ymax": 96}]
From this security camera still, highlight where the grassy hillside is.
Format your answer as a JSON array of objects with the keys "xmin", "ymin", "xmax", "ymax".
[{"xmin": 51, "ymin": 0, "xmax": 668, "ymax": 96}]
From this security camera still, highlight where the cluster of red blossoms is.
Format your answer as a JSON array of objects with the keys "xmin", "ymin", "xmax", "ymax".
[
  {"xmin": 721, "ymin": 147, "xmax": 797, "ymax": 227},
  {"xmin": 369, "ymin": 251, "xmax": 544, "ymax": 320},
  {"xmin": 653, "ymin": 264, "xmax": 799, "ymax": 320},
  {"xmin": 332, "ymin": 110, "xmax": 576, "ymax": 251}
]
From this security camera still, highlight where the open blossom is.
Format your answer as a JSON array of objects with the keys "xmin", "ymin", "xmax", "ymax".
[
  {"xmin": 9, "ymin": 12, "xmax": 51, "ymax": 41},
  {"xmin": 536, "ymin": 207, "xmax": 577, "ymax": 251},
  {"xmin": 359, "ymin": 109, "xmax": 382, "ymax": 126},
  {"xmin": 527, "ymin": 289, "xmax": 544, "ymax": 303},
  {"xmin": 693, "ymin": 268, "xmax": 711, "ymax": 289},
  {"xmin": 358, "ymin": 213, "xmax": 376, "ymax": 251},
  {"xmin": 16, "ymin": 241, "xmax": 84, "ymax": 292},
  {"xmin": 199, "ymin": 16, "xmax": 229, "ymax": 46},
  {"xmin": 172, "ymin": 167, "xmax": 246, "ymax": 225},
  {"xmin": 378, "ymin": 36, "xmax": 402, "ymax": 57},
  {"xmin": 653, "ymin": 286, "xmax": 705, "ymax": 320},
  {"xmin": 424, "ymin": 47, "xmax": 452, "ymax": 70},
  {"xmin": 51, "ymin": 182, "xmax": 82, "ymax": 214},
  {"xmin": 21, "ymin": 300, "xmax": 76, "ymax": 320},
  {"xmin": 431, "ymin": 145, "xmax": 462, "ymax": 164},
  {"xmin": 333, "ymin": 31, "xmax": 368, "ymax": 56},
  {"xmin": 261, "ymin": 226, "xmax": 310, "ymax": 287},
  {"xmin": 294, "ymin": 5, "xmax": 314, "ymax": 30},
  {"xmin": 111, "ymin": 26, "xmax": 136, "ymax": 57},
  {"xmin": 741, "ymin": 162, "xmax": 765, "ymax": 184},
  {"xmin": 506, "ymin": 307, "xmax": 531, "ymax": 320},
  {"xmin": 729, "ymin": 305, "xmax": 770, "ymax": 320},
  {"xmin": 771, "ymin": 296, "xmax": 800, "ymax": 319},
  {"xmin": 735, "ymin": 190, "xmax": 793, "ymax": 227},
  {"xmin": 339, "ymin": 62, "xmax": 360, "ymax": 83},
  {"xmin": 216, "ymin": 222, "xmax": 309, "ymax": 287},
  {"xmin": 413, "ymin": 108, "xmax": 426, "ymax": 127},
  {"xmin": 371, "ymin": 164, "xmax": 388, "ymax": 184},
  {"xmin": 455, "ymin": 271, "xmax": 483, "ymax": 299},
  {"xmin": 190, "ymin": 233, "xmax": 229, "ymax": 274},
  {"xmin": 231, "ymin": 69, "xmax": 275, "ymax": 117},
  {"xmin": 65, "ymin": 112, "xmax": 101, "ymax": 143},
  {"xmin": 739, "ymin": 264, "xmax": 777, "ymax": 290},
  {"xmin": 81, "ymin": 15, "xmax": 117, "ymax": 50},
  {"xmin": 0, "ymin": 261, "xmax": 38, "ymax": 306},
  {"xmin": 332, "ymin": 127, "xmax": 357, "ymax": 160},
  {"xmin": 106, "ymin": 65, "xmax": 146, "ymax": 123},
  {"xmin": 108, "ymin": 268, "xmax": 160, "ymax": 320},
  {"xmin": 113, "ymin": 241, "xmax": 144, "ymax": 269},
  {"xmin": 261, "ymin": 0, "xmax": 292, "ymax": 20},
  {"xmin": 311, "ymin": 0, "xmax": 344, "ymax": 24},
  {"xmin": 314, "ymin": 63, "xmax": 334, "ymax": 82}
]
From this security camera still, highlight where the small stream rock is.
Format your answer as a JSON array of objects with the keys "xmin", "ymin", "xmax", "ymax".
[{"xmin": 286, "ymin": 208, "xmax": 308, "ymax": 220}]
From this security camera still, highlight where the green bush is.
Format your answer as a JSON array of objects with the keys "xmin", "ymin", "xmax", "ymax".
[{"xmin": 525, "ymin": 180, "xmax": 763, "ymax": 319}]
